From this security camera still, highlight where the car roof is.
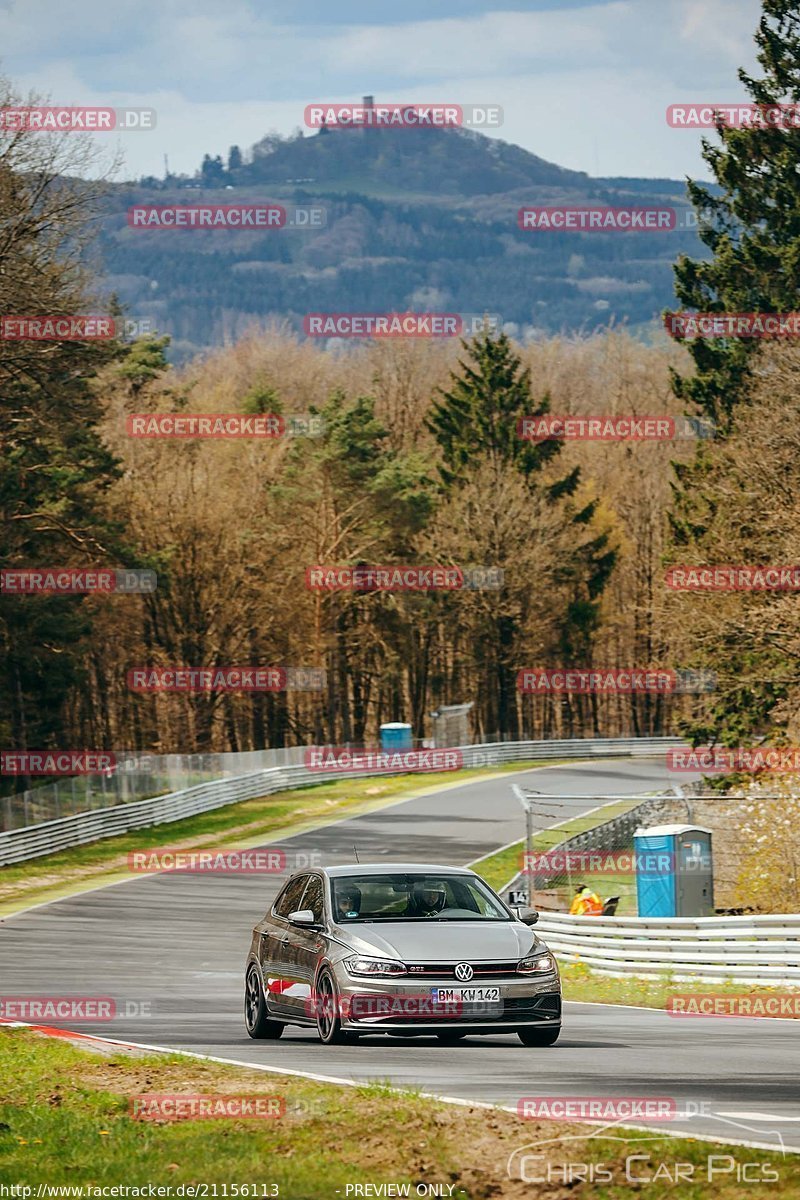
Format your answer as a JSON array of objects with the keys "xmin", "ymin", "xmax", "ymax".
[{"xmin": 318, "ymin": 863, "xmax": 476, "ymax": 878}]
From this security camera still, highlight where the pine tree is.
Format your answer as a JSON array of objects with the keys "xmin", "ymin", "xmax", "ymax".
[
  {"xmin": 428, "ymin": 331, "xmax": 616, "ymax": 736},
  {"xmin": 0, "ymin": 77, "xmax": 138, "ymax": 775},
  {"xmin": 665, "ymin": 3, "xmax": 800, "ymax": 745},
  {"xmin": 427, "ymin": 329, "xmax": 561, "ymax": 484},
  {"xmin": 669, "ymin": 0, "xmax": 800, "ymax": 430}
]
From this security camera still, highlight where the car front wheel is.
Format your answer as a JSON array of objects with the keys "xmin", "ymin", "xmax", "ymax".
[
  {"xmin": 315, "ymin": 967, "xmax": 355, "ymax": 1045},
  {"xmin": 518, "ymin": 1024, "xmax": 560, "ymax": 1046},
  {"xmin": 245, "ymin": 965, "xmax": 285, "ymax": 1039}
]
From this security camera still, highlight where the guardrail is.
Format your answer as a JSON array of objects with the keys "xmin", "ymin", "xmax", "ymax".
[
  {"xmin": 536, "ymin": 912, "xmax": 800, "ymax": 987},
  {"xmin": 0, "ymin": 736, "xmax": 684, "ymax": 867}
]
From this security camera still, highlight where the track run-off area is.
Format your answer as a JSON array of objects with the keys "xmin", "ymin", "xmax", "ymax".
[{"xmin": 1, "ymin": 758, "xmax": 798, "ymax": 1154}]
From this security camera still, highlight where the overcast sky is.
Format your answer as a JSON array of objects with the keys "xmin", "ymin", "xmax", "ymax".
[{"xmin": 0, "ymin": 0, "xmax": 764, "ymax": 182}]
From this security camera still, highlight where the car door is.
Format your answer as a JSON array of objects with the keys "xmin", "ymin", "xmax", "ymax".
[
  {"xmin": 283, "ymin": 873, "xmax": 328, "ymax": 1018},
  {"xmin": 259, "ymin": 874, "xmax": 309, "ymax": 1017}
]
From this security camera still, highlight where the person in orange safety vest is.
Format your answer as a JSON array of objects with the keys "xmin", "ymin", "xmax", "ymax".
[{"xmin": 569, "ymin": 883, "xmax": 603, "ymax": 915}]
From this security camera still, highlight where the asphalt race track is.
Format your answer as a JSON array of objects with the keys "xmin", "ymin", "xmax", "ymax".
[{"xmin": 2, "ymin": 758, "xmax": 799, "ymax": 1155}]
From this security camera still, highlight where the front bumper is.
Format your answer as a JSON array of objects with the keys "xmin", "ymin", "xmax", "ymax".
[{"xmin": 332, "ymin": 967, "xmax": 561, "ymax": 1033}]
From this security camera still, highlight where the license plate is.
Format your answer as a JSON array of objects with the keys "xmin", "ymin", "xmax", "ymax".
[{"xmin": 431, "ymin": 987, "xmax": 500, "ymax": 1003}]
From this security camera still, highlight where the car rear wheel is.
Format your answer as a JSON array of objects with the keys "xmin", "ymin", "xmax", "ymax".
[
  {"xmin": 436, "ymin": 1031, "xmax": 467, "ymax": 1043},
  {"xmin": 315, "ymin": 968, "xmax": 354, "ymax": 1045},
  {"xmin": 518, "ymin": 1025, "xmax": 560, "ymax": 1046},
  {"xmin": 245, "ymin": 965, "xmax": 285, "ymax": 1039}
]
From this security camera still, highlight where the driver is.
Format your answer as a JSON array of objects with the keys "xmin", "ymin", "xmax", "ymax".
[
  {"xmin": 409, "ymin": 880, "xmax": 447, "ymax": 917},
  {"xmin": 335, "ymin": 884, "xmax": 361, "ymax": 921}
]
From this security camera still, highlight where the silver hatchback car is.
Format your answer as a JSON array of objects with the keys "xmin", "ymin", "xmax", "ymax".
[{"xmin": 244, "ymin": 862, "xmax": 561, "ymax": 1046}]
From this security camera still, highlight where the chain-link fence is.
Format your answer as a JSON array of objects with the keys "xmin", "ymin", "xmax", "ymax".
[
  {"xmin": 508, "ymin": 780, "xmax": 798, "ymax": 915},
  {"xmin": 0, "ymin": 747, "xmax": 314, "ymax": 832},
  {"xmin": 518, "ymin": 794, "xmax": 672, "ymax": 916}
]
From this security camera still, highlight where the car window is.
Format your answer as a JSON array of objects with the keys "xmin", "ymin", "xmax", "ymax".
[
  {"xmin": 300, "ymin": 875, "xmax": 324, "ymax": 922},
  {"xmin": 330, "ymin": 873, "xmax": 510, "ymax": 921},
  {"xmin": 273, "ymin": 874, "xmax": 309, "ymax": 918}
]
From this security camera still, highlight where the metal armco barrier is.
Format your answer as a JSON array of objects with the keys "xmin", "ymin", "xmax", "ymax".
[
  {"xmin": 536, "ymin": 912, "xmax": 800, "ymax": 987},
  {"xmin": 0, "ymin": 736, "xmax": 685, "ymax": 867}
]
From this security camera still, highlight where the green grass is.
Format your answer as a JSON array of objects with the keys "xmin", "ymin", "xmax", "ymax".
[
  {"xmin": 560, "ymin": 961, "xmax": 800, "ymax": 1011},
  {"xmin": 1, "ymin": 1028, "xmax": 797, "ymax": 1198},
  {"xmin": 0, "ymin": 761, "xmax": 546, "ymax": 916},
  {"xmin": 470, "ymin": 796, "xmax": 644, "ymax": 895}
]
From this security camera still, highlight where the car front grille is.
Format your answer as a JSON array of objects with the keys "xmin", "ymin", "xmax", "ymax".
[{"xmin": 403, "ymin": 961, "xmax": 521, "ymax": 979}]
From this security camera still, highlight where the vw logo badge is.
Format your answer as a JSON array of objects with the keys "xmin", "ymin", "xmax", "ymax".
[{"xmin": 454, "ymin": 962, "xmax": 473, "ymax": 982}]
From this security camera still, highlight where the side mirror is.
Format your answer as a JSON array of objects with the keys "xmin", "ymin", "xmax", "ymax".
[
  {"xmin": 288, "ymin": 909, "xmax": 317, "ymax": 926},
  {"xmin": 514, "ymin": 906, "xmax": 539, "ymax": 926}
]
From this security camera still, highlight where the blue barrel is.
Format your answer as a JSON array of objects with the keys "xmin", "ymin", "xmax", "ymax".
[{"xmin": 379, "ymin": 723, "xmax": 413, "ymax": 751}]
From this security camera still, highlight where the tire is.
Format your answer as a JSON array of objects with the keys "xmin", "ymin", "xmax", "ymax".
[
  {"xmin": 245, "ymin": 965, "xmax": 285, "ymax": 1040},
  {"xmin": 518, "ymin": 1024, "xmax": 561, "ymax": 1047},
  {"xmin": 315, "ymin": 967, "xmax": 354, "ymax": 1045},
  {"xmin": 436, "ymin": 1031, "xmax": 467, "ymax": 1044}
]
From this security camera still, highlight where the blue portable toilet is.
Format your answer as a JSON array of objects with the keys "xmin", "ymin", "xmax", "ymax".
[
  {"xmin": 634, "ymin": 824, "xmax": 714, "ymax": 918},
  {"xmin": 379, "ymin": 722, "xmax": 413, "ymax": 752}
]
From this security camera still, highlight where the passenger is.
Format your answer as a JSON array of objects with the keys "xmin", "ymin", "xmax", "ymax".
[{"xmin": 335, "ymin": 885, "xmax": 362, "ymax": 921}]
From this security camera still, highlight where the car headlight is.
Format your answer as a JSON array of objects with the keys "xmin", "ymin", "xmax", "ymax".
[
  {"xmin": 344, "ymin": 955, "xmax": 406, "ymax": 977},
  {"xmin": 517, "ymin": 952, "xmax": 556, "ymax": 975}
]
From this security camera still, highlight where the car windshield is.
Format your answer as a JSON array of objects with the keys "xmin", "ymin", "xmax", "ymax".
[{"xmin": 330, "ymin": 872, "xmax": 510, "ymax": 922}]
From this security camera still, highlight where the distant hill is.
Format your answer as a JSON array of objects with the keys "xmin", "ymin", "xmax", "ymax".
[{"xmin": 98, "ymin": 121, "xmax": 703, "ymax": 362}]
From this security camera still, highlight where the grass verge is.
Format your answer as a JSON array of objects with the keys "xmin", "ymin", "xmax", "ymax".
[
  {"xmin": 560, "ymin": 961, "xmax": 800, "ymax": 1013},
  {"xmin": 0, "ymin": 1028, "xmax": 796, "ymax": 1198},
  {"xmin": 0, "ymin": 762, "xmax": 546, "ymax": 918}
]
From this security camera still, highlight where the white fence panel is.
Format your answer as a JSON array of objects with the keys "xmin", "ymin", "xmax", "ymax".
[{"xmin": 536, "ymin": 912, "xmax": 800, "ymax": 986}]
